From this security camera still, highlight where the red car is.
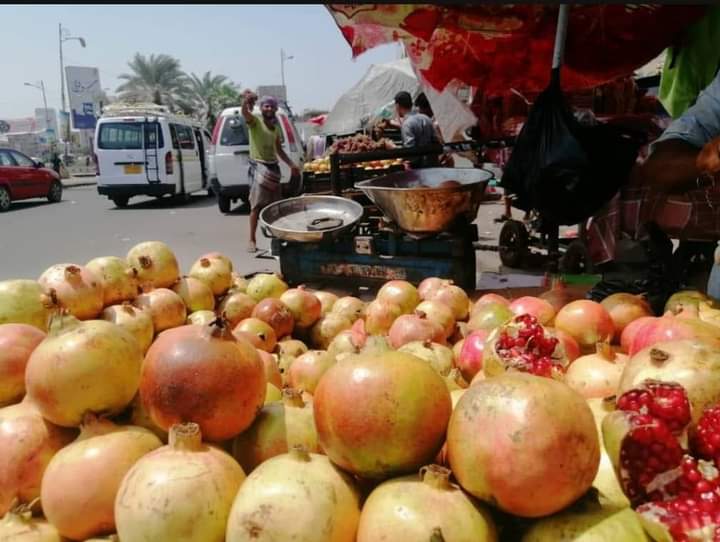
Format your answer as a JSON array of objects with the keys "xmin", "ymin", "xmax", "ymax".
[{"xmin": 0, "ymin": 148, "xmax": 63, "ymax": 212}]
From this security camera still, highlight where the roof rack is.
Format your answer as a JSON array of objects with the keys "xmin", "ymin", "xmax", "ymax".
[{"xmin": 100, "ymin": 102, "xmax": 203, "ymax": 127}]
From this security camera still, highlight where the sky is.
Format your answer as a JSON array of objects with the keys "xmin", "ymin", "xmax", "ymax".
[{"xmin": 0, "ymin": 4, "xmax": 401, "ymax": 119}]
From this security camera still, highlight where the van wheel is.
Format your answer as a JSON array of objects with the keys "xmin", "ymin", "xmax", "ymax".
[
  {"xmin": 218, "ymin": 195, "xmax": 231, "ymax": 213},
  {"xmin": 112, "ymin": 197, "xmax": 129, "ymax": 208}
]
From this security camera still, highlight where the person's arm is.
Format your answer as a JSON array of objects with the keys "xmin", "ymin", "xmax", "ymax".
[
  {"xmin": 635, "ymin": 139, "xmax": 703, "ymax": 193},
  {"xmin": 241, "ymin": 89, "xmax": 257, "ymax": 126},
  {"xmin": 275, "ymin": 133, "xmax": 299, "ymax": 175}
]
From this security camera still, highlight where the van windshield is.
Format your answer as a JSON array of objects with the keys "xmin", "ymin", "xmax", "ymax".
[
  {"xmin": 220, "ymin": 116, "xmax": 249, "ymax": 146},
  {"xmin": 97, "ymin": 122, "xmax": 164, "ymax": 150}
]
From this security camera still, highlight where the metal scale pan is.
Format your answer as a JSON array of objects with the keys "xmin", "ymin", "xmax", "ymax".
[{"xmin": 259, "ymin": 195, "xmax": 365, "ymax": 243}]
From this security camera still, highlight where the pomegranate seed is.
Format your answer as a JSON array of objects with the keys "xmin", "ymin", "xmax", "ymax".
[
  {"xmin": 616, "ymin": 380, "xmax": 692, "ymax": 435},
  {"xmin": 693, "ymin": 406, "xmax": 720, "ymax": 465},
  {"xmin": 638, "ymin": 496, "xmax": 720, "ymax": 542}
]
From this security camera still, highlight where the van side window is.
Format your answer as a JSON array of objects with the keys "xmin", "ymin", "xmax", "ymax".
[
  {"xmin": 169, "ymin": 124, "xmax": 180, "ymax": 150},
  {"xmin": 98, "ymin": 122, "xmax": 164, "ymax": 149},
  {"xmin": 174, "ymin": 125, "xmax": 195, "ymax": 150}
]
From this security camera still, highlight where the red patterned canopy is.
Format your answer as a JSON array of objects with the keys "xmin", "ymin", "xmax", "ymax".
[{"xmin": 327, "ymin": 4, "xmax": 707, "ymax": 96}]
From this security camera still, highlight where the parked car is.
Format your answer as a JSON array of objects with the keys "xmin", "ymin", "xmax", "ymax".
[
  {"xmin": 0, "ymin": 148, "xmax": 62, "ymax": 212},
  {"xmin": 209, "ymin": 105, "xmax": 305, "ymax": 213}
]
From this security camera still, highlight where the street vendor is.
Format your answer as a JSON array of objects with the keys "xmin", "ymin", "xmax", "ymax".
[
  {"xmin": 241, "ymin": 90, "xmax": 301, "ymax": 253},
  {"xmin": 394, "ymin": 91, "xmax": 440, "ymax": 168},
  {"xmin": 414, "ymin": 93, "xmax": 454, "ymax": 167}
]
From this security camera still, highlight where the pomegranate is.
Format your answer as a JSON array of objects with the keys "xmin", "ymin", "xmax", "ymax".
[
  {"xmin": 328, "ymin": 330, "xmax": 362, "ymax": 359},
  {"xmin": 398, "ymin": 340, "xmax": 454, "ymax": 376},
  {"xmin": 280, "ymin": 286, "xmax": 322, "ymax": 329},
  {"xmin": 331, "ymin": 296, "xmax": 366, "ymax": 322},
  {"xmin": 140, "ymin": 320, "xmax": 266, "ymax": 441},
  {"xmin": 364, "ymin": 299, "xmax": 403, "ymax": 336},
  {"xmin": 620, "ymin": 315, "xmax": 656, "ymax": 354},
  {"xmin": 186, "ymin": 309, "xmax": 216, "ymax": 326},
  {"xmin": 275, "ymin": 339, "xmax": 308, "ymax": 358},
  {"xmin": 101, "ymin": 302, "xmax": 154, "ymax": 353},
  {"xmin": 554, "ymin": 300, "xmax": 614, "ymax": 352},
  {"xmin": 428, "ymin": 283, "xmax": 469, "ymax": 321},
  {"xmin": 288, "ymin": 350, "xmax": 335, "ymax": 394},
  {"xmin": 314, "ymin": 351, "xmax": 451, "ymax": 479},
  {"xmin": 226, "ymin": 446, "xmax": 360, "ymax": 542},
  {"xmin": 86, "ymin": 256, "xmax": 139, "ymax": 306},
  {"xmin": 523, "ymin": 505, "xmax": 647, "ymax": 541},
  {"xmin": 0, "ymin": 279, "xmax": 53, "ymax": 331},
  {"xmin": 388, "ymin": 312, "xmax": 447, "ymax": 349},
  {"xmin": 245, "ymin": 272, "xmax": 288, "ymax": 302},
  {"xmin": 133, "ymin": 288, "xmax": 186, "ymax": 333},
  {"xmin": 257, "ymin": 349, "xmax": 282, "ymax": 388},
  {"xmin": 627, "ymin": 314, "xmax": 720, "ymax": 355},
  {"xmin": 616, "ymin": 380, "xmax": 691, "ymax": 435},
  {"xmin": 484, "ymin": 314, "xmax": 569, "ymax": 379},
  {"xmin": 509, "ymin": 296, "xmax": 556, "ymax": 326},
  {"xmin": 418, "ymin": 277, "xmax": 450, "ymax": 301},
  {"xmin": 231, "ymin": 272, "xmax": 249, "ymax": 292},
  {"xmin": 40, "ymin": 416, "xmax": 162, "ymax": 540},
  {"xmin": 550, "ymin": 327, "xmax": 581, "ymax": 362},
  {"xmin": 313, "ymin": 290, "xmax": 338, "ymax": 315},
  {"xmin": 539, "ymin": 277, "xmax": 573, "ymax": 314},
  {"xmin": 171, "ymin": 276, "xmax": 215, "ymax": 312},
  {"xmin": 217, "ymin": 290, "xmax": 256, "ymax": 327},
  {"xmin": 564, "ymin": 342, "xmax": 628, "ymax": 399},
  {"xmin": 189, "ymin": 253, "xmax": 232, "ymax": 296},
  {"xmin": 618, "ymin": 340, "xmax": 720, "ymax": 424},
  {"xmin": 25, "ymin": 317, "xmax": 142, "ymax": 426},
  {"xmin": 309, "ymin": 313, "xmax": 352, "ymax": 350},
  {"xmin": 691, "ymin": 405, "xmax": 720, "ymax": 466},
  {"xmin": 356, "ymin": 464, "xmax": 497, "ymax": 542},
  {"xmin": 665, "ymin": 290, "xmax": 715, "ymax": 314},
  {"xmin": 452, "ymin": 338, "xmax": 465, "ymax": 362},
  {"xmin": 447, "ymin": 372, "xmax": 600, "ymax": 517},
  {"xmin": 38, "ymin": 263, "xmax": 103, "ymax": 320},
  {"xmin": 601, "ymin": 292, "xmax": 653, "ymax": 340},
  {"xmin": 231, "ymin": 389, "xmax": 318, "ymax": 473},
  {"xmin": 467, "ymin": 302, "xmax": 513, "ymax": 332},
  {"xmin": 457, "ymin": 329, "xmax": 490, "ymax": 382},
  {"xmin": 0, "ymin": 324, "xmax": 46, "ymax": 406},
  {"xmin": 0, "ymin": 501, "xmax": 64, "ymax": 542},
  {"xmin": 472, "ymin": 293, "xmax": 510, "ymax": 314},
  {"xmin": 115, "ymin": 423, "xmax": 245, "ymax": 542},
  {"xmin": 233, "ymin": 317, "xmax": 277, "ymax": 353},
  {"xmin": 377, "ymin": 280, "xmax": 420, "ymax": 314},
  {"xmin": 0, "ymin": 399, "xmax": 75, "ymax": 516},
  {"xmin": 251, "ymin": 298, "xmax": 295, "ymax": 338},
  {"xmin": 125, "ymin": 241, "xmax": 180, "ymax": 289},
  {"xmin": 637, "ymin": 495, "xmax": 720, "ymax": 542},
  {"xmin": 416, "ymin": 300, "xmax": 456, "ymax": 338}
]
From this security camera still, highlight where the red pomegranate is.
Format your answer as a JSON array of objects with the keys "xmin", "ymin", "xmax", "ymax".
[
  {"xmin": 472, "ymin": 293, "xmax": 510, "ymax": 314},
  {"xmin": 447, "ymin": 372, "xmax": 600, "ymax": 517},
  {"xmin": 600, "ymin": 293, "xmax": 653, "ymax": 341},
  {"xmin": 415, "ymin": 300, "xmax": 456, "ymax": 338},
  {"xmin": 554, "ymin": 300, "xmax": 614, "ymax": 352},
  {"xmin": 427, "ymin": 284, "xmax": 469, "ymax": 321},
  {"xmin": 313, "ymin": 351, "xmax": 451, "ymax": 479},
  {"xmin": 280, "ymin": 287, "xmax": 322, "ymax": 329},
  {"xmin": 251, "ymin": 298, "xmax": 295, "ymax": 339},
  {"xmin": 619, "ymin": 315, "xmax": 656, "ymax": 354},
  {"xmin": 628, "ymin": 314, "xmax": 720, "ymax": 355},
  {"xmin": 509, "ymin": 296, "xmax": 556, "ymax": 326},
  {"xmin": 364, "ymin": 299, "xmax": 402, "ymax": 336},
  {"xmin": 0, "ymin": 323, "xmax": 46, "ymax": 406},
  {"xmin": 133, "ymin": 288, "xmax": 187, "ymax": 333},
  {"xmin": 418, "ymin": 277, "xmax": 450, "ymax": 301},
  {"xmin": 140, "ymin": 320, "xmax": 266, "ymax": 441},
  {"xmin": 456, "ymin": 329, "xmax": 490, "ymax": 382},
  {"xmin": 564, "ymin": 342, "xmax": 628, "ymax": 399},
  {"xmin": 377, "ymin": 280, "xmax": 420, "ymax": 314},
  {"xmin": 233, "ymin": 317, "xmax": 277, "ymax": 353},
  {"xmin": 388, "ymin": 312, "xmax": 447, "ymax": 349}
]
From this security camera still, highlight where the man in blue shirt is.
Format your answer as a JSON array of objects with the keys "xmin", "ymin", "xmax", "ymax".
[{"xmin": 394, "ymin": 91, "xmax": 440, "ymax": 168}]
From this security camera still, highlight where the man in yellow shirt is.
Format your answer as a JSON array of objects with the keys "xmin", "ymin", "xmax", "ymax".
[{"xmin": 241, "ymin": 89, "xmax": 300, "ymax": 252}]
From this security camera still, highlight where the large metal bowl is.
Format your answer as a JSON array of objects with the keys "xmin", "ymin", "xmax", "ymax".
[
  {"xmin": 355, "ymin": 167, "xmax": 493, "ymax": 233},
  {"xmin": 260, "ymin": 195, "xmax": 364, "ymax": 243}
]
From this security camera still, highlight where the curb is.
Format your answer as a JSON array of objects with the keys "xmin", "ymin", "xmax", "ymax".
[{"xmin": 62, "ymin": 181, "xmax": 97, "ymax": 188}]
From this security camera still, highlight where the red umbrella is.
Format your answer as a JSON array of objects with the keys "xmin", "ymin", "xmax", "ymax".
[{"xmin": 326, "ymin": 4, "xmax": 707, "ymax": 96}]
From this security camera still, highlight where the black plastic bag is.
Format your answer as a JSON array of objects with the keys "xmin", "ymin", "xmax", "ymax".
[{"xmin": 501, "ymin": 71, "xmax": 644, "ymax": 225}]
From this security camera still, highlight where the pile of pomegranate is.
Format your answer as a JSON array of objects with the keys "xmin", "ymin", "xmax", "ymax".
[{"xmin": 2, "ymin": 242, "xmax": 720, "ymax": 541}]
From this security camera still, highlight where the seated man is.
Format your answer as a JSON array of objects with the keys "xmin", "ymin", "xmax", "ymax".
[{"xmin": 394, "ymin": 91, "xmax": 440, "ymax": 168}]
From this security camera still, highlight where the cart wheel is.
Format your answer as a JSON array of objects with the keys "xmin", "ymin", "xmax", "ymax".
[
  {"xmin": 499, "ymin": 220, "xmax": 529, "ymax": 268},
  {"xmin": 560, "ymin": 240, "xmax": 594, "ymax": 274}
]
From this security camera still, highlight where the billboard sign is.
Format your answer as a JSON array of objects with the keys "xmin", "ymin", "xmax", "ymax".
[
  {"xmin": 0, "ymin": 117, "xmax": 38, "ymax": 135},
  {"xmin": 65, "ymin": 66, "xmax": 102, "ymax": 130}
]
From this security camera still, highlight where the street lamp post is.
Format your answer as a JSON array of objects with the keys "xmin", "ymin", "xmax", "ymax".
[
  {"xmin": 58, "ymin": 23, "xmax": 86, "ymax": 160},
  {"xmin": 280, "ymin": 48, "xmax": 294, "ymax": 101},
  {"xmin": 24, "ymin": 81, "xmax": 50, "ymax": 135}
]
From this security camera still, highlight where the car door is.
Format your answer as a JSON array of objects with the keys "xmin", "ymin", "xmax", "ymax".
[
  {"xmin": 0, "ymin": 149, "xmax": 26, "ymax": 199},
  {"xmin": 9, "ymin": 150, "xmax": 47, "ymax": 197},
  {"xmin": 173, "ymin": 124, "xmax": 202, "ymax": 193},
  {"xmin": 5, "ymin": 150, "xmax": 37, "ymax": 198}
]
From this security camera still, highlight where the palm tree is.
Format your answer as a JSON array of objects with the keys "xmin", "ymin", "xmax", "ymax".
[
  {"xmin": 188, "ymin": 72, "xmax": 241, "ymax": 129},
  {"xmin": 116, "ymin": 53, "xmax": 192, "ymax": 112}
]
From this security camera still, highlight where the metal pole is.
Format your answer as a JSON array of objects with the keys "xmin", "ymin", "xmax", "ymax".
[
  {"xmin": 280, "ymin": 49, "xmax": 285, "ymax": 90},
  {"xmin": 40, "ymin": 80, "xmax": 49, "ymax": 131},
  {"xmin": 552, "ymin": 4, "xmax": 570, "ymax": 70},
  {"xmin": 59, "ymin": 23, "xmax": 69, "ymax": 160}
]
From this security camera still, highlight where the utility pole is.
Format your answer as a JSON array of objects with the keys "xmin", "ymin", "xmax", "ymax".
[
  {"xmin": 24, "ymin": 80, "xmax": 51, "ymax": 140},
  {"xmin": 280, "ymin": 48, "xmax": 294, "ymax": 101},
  {"xmin": 58, "ymin": 23, "xmax": 86, "ymax": 161}
]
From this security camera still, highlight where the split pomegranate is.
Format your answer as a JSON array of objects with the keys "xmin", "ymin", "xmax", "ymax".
[
  {"xmin": 364, "ymin": 299, "xmax": 403, "ymax": 336},
  {"xmin": 280, "ymin": 286, "xmax": 322, "ymax": 329},
  {"xmin": 40, "ymin": 416, "xmax": 162, "ymax": 540},
  {"xmin": 457, "ymin": 329, "xmax": 489, "ymax": 382},
  {"xmin": 231, "ymin": 388, "xmax": 318, "ymax": 473},
  {"xmin": 101, "ymin": 303, "xmax": 154, "ymax": 353},
  {"xmin": 314, "ymin": 351, "xmax": 451, "ymax": 479},
  {"xmin": 377, "ymin": 280, "xmax": 420, "ymax": 314},
  {"xmin": 171, "ymin": 276, "xmax": 215, "ymax": 312},
  {"xmin": 126, "ymin": 241, "xmax": 180, "ymax": 289},
  {"xmin": 330, "ymin": 296, "xmax": 366, "ymax": 322},
  {"xmin": 637, "ymin": 495, "xmax": 720, "ymax": 542},
  {"xmin": 388, "ymin": 312, "xmax": 447, "ymax": 349},
  {"xmin": 447, "ymin": 372, "xmax": 600, "ymax": 517},
  {"xmin": 115, "ymin": 423, "xmax": 245, "ymax": 542},
  {"xmin": 0, "ymin": 279, "xmax": 53, "ymax": 331},
  {"xmin": 416, "ymin": 300, "xmax": 456, "ymax": 337},
  {"xmin": 692, "ymin": 405, "xmax": 720, "ymax": 466},
  {"xmin": 186, "ymin": 310, "xmax": 216, "ymax": 326},
  {"xmin": 288, "ymin": 350, "xmax": 335, "ymax": 394},
  {"xmin": 356, "ymin": 464, "xmax": 497, "ymax": 542},
  {"xmin": 484, "ymin": 314, "xmax": 569, "ymax": 379},
  {"xmin": 616, "ymin": 380, "xmax": 692, "ymax": 436},
  {"xmin": 620, "ymin": 315, "xmax": 656, "ymax": 354},
  {"xmin": 0, "ymin": 324, "xmax": 46, "ymax": 405},
  {"xmin": 564, "ymin": 342, "xmax": 628, "ymax": 399},
  {"xmin": 550, "ymin": 327, "xmax": 581, "ymax": 362},
  {"xmin": 0, "ymin": 501, "xmax": 64, "ymax": 542},
  {"xmin": 0, "ymin": 399, "xmax": 75, "ymax": 516},
  {"xmin": 418, "ymin": 277, "xmax": 450, "ymax": 301},
  {"xmin": 309, "ymin": 313, "xmax": 352, "ymax": 350},
  {"xmin": 217, "ymin": 290, "xmax": 256, "ymax": 327},
  {"xmin": 133, "ymin": 287, "xmax": 186, "ymax": 333},
  {"xmin": 313, "ymin": 290, "xmax": 338, "ymax": 315},
  {"xmin": 38, "ymin": 263, "xmax": 104, "ymax": 320},
  {"xmin": 601, "ymin": 292, "xmax": 653, "ymax": 340},
  {"xmin": 189, "ymin": 253, "xmax": 233, "ymax": 296},
  {"xmin": 140, "ymin": 320, "xmax": 266, "ymax": 441},
  {"xmin": 226, "ymin": 446, "xmax": 360, "ymax": 542},
  {"xmin": 233, "ymin": 317, "xmax": 277, "ymax": 352},
  {"xmin": 428, "ymin": 283, "xmax": 469, "ymax": 320},
  {"xmin": 467, "ymin": 302, "xmax": 513, "ymax": 332},
  {"xmin": 555, "ymin": 300, "xmax": 614, "ymax": 352},
  {"xmin": 539, "ymin": 277, "xmax": 573, "ymax": 314},
  {"xmin": 509, "ymin": 296, "xmax": 556, "ymax": 326},
  {"xmin": 251, "ymin": 298, "xmax": 295, "ymax": 338},
  {"xmin": 399, "ymin": 340, "xmax": 454, "ymax": 377},
  {"xmin": 245, "ymin": 272, "xmax": 288, "ymax": 302},
  {"xmin": 627, "ymin": 314, "xmax": 720, "ymax": 355},
  {"xmin": 25, "ymin": 316, "xmax": 142, "ymax": 426},
  {"xmin": 86, "ymin": 256, "xmax": 139, "ymax": 306}
]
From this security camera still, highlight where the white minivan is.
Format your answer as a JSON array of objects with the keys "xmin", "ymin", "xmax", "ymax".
[
  {"xmin": 94, "ymin": 103, "xmax": 212, "ymax": 208},
  {"xmin": 209, "ymin": 105, "xmax": 305, "ymax": 213}
]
